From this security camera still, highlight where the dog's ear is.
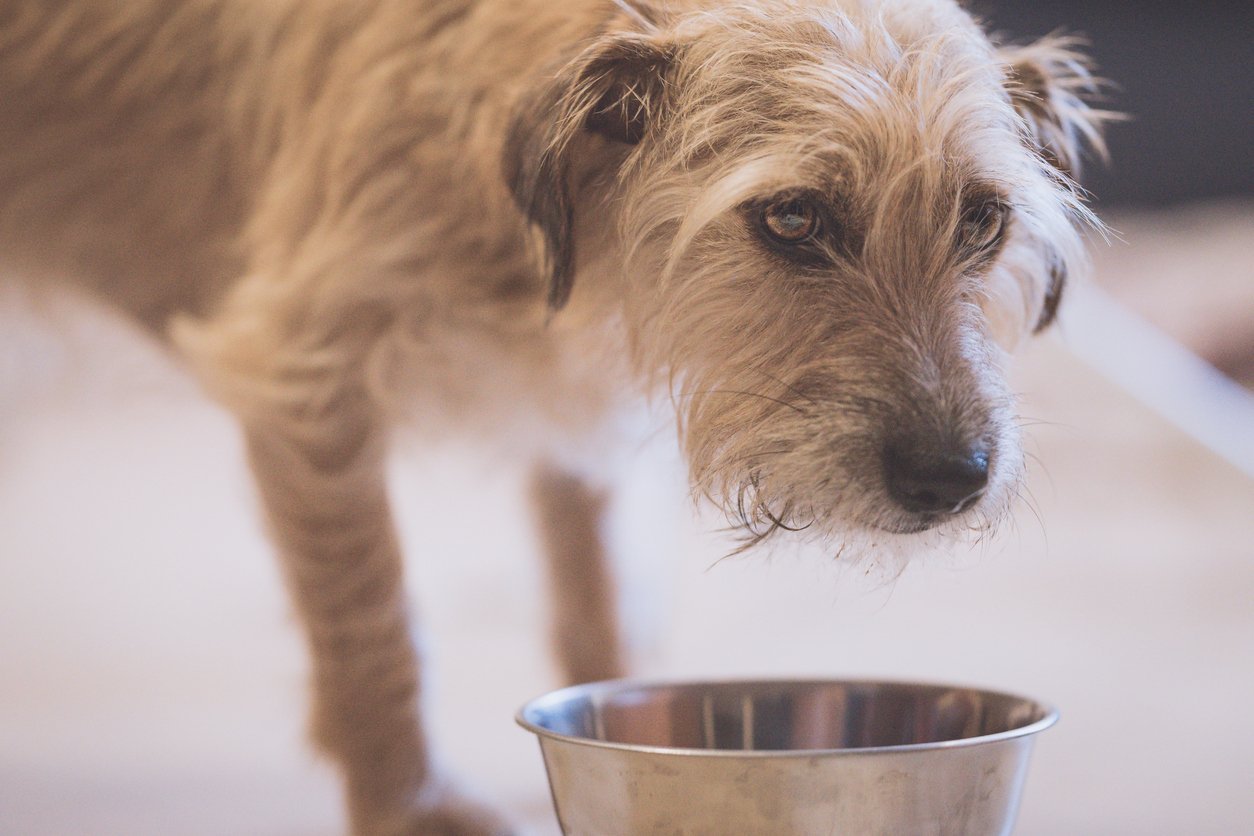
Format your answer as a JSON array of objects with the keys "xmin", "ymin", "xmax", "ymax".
[
  {"xmin": 999, "ymin": 36, "xmax": 1114, "ymax": 333},
  {"xmin": 504, "ymin": 32, "xmax": 676, "ymax": 311},
  {"xmin": 1033, "ymin": 258, "xmax": 1066, "ymax": 333},
  {"xmin": 998, "ymin": 35, "xmax": 1110, "ymax": 181}
]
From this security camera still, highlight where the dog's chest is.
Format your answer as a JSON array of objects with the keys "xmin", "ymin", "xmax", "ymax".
[{"xmin": 385, "ymin": 308, "xmax": 637, "ymax": 454}]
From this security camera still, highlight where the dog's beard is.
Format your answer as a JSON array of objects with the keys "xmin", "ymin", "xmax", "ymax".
[{"xmin": 679, "ymin": 382, "xmax": 1024, "ymax": 567}]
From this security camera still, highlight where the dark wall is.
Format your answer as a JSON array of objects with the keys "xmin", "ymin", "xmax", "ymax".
[{"xmin": 975, "ymin": 1, "xmax": 1253, "ymax": 207}]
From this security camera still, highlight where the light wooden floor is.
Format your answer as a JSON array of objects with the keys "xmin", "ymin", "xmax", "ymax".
[{"xmin": 1, "ymin": 203, "xmax": 1251, "ymax": 835}]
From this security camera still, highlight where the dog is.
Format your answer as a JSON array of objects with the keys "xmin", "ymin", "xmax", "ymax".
[{"xmin": 0, "ymin": 0, "xmax": 1108, "ymax": 832}]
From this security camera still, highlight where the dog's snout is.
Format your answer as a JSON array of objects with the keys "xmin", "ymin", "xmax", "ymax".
[{"xmin": 884, "ymin": 441, "xmax": 990, "ymax": 516}]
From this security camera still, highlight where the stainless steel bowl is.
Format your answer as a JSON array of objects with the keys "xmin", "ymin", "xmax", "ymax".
[{"xmin": 518, "ymin": 678, "xmax": 1057, "ymax": 835}]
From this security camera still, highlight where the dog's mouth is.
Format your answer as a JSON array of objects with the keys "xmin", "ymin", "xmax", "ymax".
[
  {"xmin": 879, "ymin": 517, "xmax": 940, "ymax": 535},
  {"xmin": 878, "ymin": 490, "xmax": 988, "ymax": 534},
  {"xmin": 722, "ymin": 482, "xmax": 984, "ymax": 547}
]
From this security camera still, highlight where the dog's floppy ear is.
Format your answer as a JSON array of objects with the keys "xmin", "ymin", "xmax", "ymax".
[
  {"xmin": 998, "ymin": 35, "xmax": 1110, "ymax": 181},
  {"xmin": 504, "ymin": 31, "xmax": 676, "ymax": 311},
  {"xmin": 1033, "ymin": 258, "xmax": 1066, "ymax": 333},
  {"xmin": 999, "ymin": 36, "xmax": 1113, "ymax": 333}
]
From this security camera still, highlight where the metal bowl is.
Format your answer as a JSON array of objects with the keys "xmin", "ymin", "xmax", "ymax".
[{"xmin": 518, "ymin": 678, "xmax": 1057, "ymax": 835}]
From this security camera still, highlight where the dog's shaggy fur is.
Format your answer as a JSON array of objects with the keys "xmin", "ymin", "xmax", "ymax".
[{"xmin": 0, "ymin": 0, "xmax": 1108, "ymax": 832}]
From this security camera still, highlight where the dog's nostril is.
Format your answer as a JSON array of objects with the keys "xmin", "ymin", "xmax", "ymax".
[{"xmin": 884, "ymin": 444, "xmax": 990, "ymax": 515}]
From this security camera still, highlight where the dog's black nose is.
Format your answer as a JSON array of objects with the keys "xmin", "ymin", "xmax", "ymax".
[{"xmin": 884, "ymin": 442, "xmax": 990, "ymax": 515}]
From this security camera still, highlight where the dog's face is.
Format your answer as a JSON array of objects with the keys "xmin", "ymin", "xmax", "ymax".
[{"xmin": 507, "ymin": 0, "xmax": 1107, "ymax": 554}]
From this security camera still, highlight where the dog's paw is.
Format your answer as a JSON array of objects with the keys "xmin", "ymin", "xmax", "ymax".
[
  {"xmin": 388, "ymin": 782, "xmax": 517, "ymax": 836},
  {"xmin": 405, "ymin": 805, "xmax": 514, "ymax": 836}
]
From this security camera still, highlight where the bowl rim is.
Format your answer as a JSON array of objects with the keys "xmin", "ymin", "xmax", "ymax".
[{"xmin": 516, "ymin": 676, "xmax": 1059, "ymax": 758}]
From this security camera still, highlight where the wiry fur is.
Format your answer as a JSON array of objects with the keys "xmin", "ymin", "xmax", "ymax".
[{"xmin": 0, "ymin": 0, "xmax": 1108, "ymax": 832}]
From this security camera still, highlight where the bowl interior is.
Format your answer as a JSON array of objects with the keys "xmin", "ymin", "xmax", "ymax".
[{"xmin": 522, "ymin": 680, "xmax": 1053, "ymax": 752}]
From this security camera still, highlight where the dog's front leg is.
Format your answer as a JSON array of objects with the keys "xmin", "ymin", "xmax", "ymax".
[
  {"xmin": 529, "ymin": 463, "xmax": 624, "ymax": 685},
  {"xmin": 240, "ymin": 391, "xmax": 508, "ymax": 835}
]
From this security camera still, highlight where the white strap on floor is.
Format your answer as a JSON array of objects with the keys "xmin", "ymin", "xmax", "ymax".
[{"xmin": 1061, "ymin": 284, "xmax": 1254, "ymax": 480}]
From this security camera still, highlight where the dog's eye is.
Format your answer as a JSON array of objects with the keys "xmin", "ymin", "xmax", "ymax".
[
  {"xmin": 958, "ymin": 200, "xmax": 1008, "ymax": 252},
  {"xmin": 762, "ymin": 199, "xmax": 820, "ymax": 244}
]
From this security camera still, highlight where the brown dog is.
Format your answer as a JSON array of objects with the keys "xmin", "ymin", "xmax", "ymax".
[{"xmin": 0, "ymin": 0, "xmax": 1107, "ymax": 831}]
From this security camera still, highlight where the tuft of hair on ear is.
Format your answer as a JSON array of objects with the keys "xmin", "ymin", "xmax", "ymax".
[
  {"xmin": 997, "ymin": 34, "xmax": 1118, "ymax": 181},
  {"xmin": 583, "ymin": 36, "xmax": 674, "ymax": 146},
  {"xmin": 502, "ymin": 28, "xmax": 676, "ymax": 311}
]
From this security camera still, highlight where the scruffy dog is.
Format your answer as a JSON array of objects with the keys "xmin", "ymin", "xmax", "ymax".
[{"xmin": 0, "ymin": 0, "xmax": 1107, "ymax": 832}]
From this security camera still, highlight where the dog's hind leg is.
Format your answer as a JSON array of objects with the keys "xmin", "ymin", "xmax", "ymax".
[{"xmin": 530, "ymin": 464, "xmax": 624, "ymax": 685}]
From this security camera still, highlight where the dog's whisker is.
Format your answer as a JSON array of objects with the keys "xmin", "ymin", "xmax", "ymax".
[
  {"xmin": 727, "ymin": 447, "xmax": 791, "ymax": 468},
  {"xmin": 741, "ymin": 364, "xmax": 819, "ymax": 407},
  {"xmin": 1023, "ymin": 450, "xmax": 1058, "ymax": 500},
  {"xmin": 1015, "ymin": 415, "xmax": 1065, "ymax": 430},
  {"xmin": 1017, "ymin": 484, "xmax": 1049, "ymax": 547},
  {"xmin": 756, "ymin": 500, "xmax": 812, "ymax": 533},
  {"xmin": 676, "ymin": 387, "xmax": 809, "ymax": 416}
]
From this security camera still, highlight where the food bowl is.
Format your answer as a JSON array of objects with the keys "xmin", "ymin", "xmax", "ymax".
[{"xmin": 518, "ymin": 678, "xmax": 1057, "ymax": 835}]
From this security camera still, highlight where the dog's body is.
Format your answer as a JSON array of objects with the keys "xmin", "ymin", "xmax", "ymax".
[{"xmin": 0, "ymin": 1, "xmax": 1106, "ymax": 832}]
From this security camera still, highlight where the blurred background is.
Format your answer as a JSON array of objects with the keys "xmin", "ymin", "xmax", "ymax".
[
  {"xmin": 1, "ymin": 2, "xmax": 1251, "ymax": 834},
  {"xmin": 986, "ymin": 0, "xmax": 1254, "ymax": 209}
]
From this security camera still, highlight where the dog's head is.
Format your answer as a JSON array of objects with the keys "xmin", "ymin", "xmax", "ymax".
[{"xmin": 506, "ymin": 0, "xmax": 1110, "ymax": 554}]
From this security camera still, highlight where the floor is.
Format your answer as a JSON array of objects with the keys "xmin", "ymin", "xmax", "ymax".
[{"xmin": 1, "ymin": 202, "xmax": 1251, "ymax": 835}]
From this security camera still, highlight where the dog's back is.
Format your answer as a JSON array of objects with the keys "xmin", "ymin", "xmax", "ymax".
[
  {"xmin": 0, "ymin": 1, "xmax": 255, "ymax": 327},
  {"xmin": 0, "ymin": 0, "xmax": 617, "ymax": 335}
]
